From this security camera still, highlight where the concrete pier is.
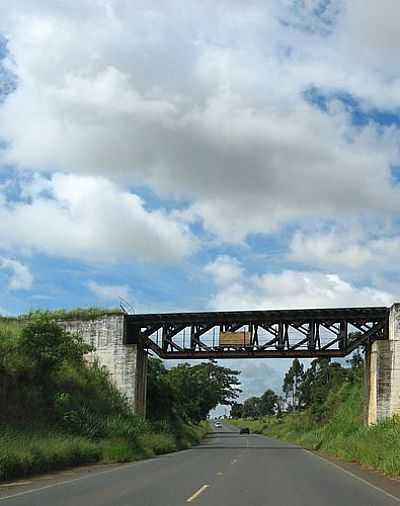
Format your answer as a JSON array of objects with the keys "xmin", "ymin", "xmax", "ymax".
[{"xmin": 367, "ymin": 304, "xmax": 400, "ymax": 424}]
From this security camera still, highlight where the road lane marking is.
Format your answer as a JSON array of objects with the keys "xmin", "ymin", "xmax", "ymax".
[
  {"xmin": 186, "ymin": 484, "xmax": 209, "ymax": 502},
  {"xmin": 0, "ymin": 482, "xmax": 32, "ymax": 488},
  {"xmin": 216, "ymin": 472, "xmax": 223, "ymax": 476},
  {"xmin": 306, "ymin": 450, "xmax": 400, "ymax": 504}
]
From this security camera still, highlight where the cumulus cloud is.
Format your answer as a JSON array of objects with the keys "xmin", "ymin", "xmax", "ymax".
[
  {"xmin": 2, "ymin": 1, "xmax": 399, "ymax": 400},
  {"xmin": 0, "ymin": 173, "xmax": 196, "ymax": 263},
  {"xmin": 205, "ymin": 255, "xmax": 394, "ymax": 311},
  {"xmin": 0, "ymin": 1, "xmax": 399, "ymax": 242},
  {"xmin": 290, "ymin": 229, "xmax": 400, "ymax": 271},
  {"xmin": 0, "ymin": 257, "xmax": 33, "ymax": 290},
  {"xmin": 204, "ymin": 255, "xmax": 244, "ymax": 286},
  {"xmin": 87, "ymin": 281, "xmax": 131, "ymax": 302}
]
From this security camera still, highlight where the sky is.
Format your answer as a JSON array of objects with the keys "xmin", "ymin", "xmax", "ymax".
[{"xmin": 0, "ymin": 0, "xmax": 399, "ymax": 400}]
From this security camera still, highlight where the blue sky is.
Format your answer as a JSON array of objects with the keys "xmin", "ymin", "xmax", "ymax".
[{"xmin": 0, "ymin": 0, "xmax": 399, "ymax": 398}]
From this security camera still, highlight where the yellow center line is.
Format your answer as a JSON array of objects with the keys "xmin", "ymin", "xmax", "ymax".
[{"xmin": 186, "ymin": 484, "xmax": 209, "ymax": 502}]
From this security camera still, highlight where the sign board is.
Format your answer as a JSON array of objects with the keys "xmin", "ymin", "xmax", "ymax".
[{"xmin": 219, "ymin": 331, "xmax": 251, "ymax": 346}]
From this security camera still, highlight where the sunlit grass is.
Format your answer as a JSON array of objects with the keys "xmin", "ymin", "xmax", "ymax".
[
  {"xmin": 0, "ymin": 421, "xmax": 208, "ymax": 481},
  {"xmin": 231, "ymin": 383, "xmax": 400, "ymax": 476}
]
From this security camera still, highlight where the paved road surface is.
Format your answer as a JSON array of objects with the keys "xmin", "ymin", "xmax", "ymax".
[{"xmin": 1, "ymin": 422, "xmax": 400, "ymax": 505}]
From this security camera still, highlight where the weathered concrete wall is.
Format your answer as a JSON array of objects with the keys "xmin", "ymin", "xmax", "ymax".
[
  {"xmin": 59, "ymin": 314, "xmax": 147, "ymax": 415},
  {"xmin": 367, "ymin": 303, "xmax": 400, "ymax": 424}
]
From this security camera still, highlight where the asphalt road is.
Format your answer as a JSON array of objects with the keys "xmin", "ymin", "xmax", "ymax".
[{"xmin": 2, "ymin": 422, "xmax": 400, "ymax": 505}]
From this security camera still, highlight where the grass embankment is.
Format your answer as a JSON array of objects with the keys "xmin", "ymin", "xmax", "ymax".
[
  {"xmin": 0, "ymin": 315, "xmax": 208, "ymax": 481},
  {"xmin": 231, "ymin": 381, "xmax": 400, "ymax": 476},
  {"xmin": 0, "ymin": 420, "xmax": 208, "ymax": 481}
]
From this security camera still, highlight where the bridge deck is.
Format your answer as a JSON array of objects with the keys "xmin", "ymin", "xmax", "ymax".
[{"xmin": 126, "ymin": 306, "xmax": 389, "ymax": 359}]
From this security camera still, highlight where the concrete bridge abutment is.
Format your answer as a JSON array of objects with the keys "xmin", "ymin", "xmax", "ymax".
[
  {"xmin": 367, "ymin": 303, "xmax": 400, "ymax": 425},
  {"xmin": 59, "ymin": 314, "xmax": 147, "ymax": 416}
]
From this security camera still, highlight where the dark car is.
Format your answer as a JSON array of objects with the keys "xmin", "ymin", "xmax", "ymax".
[{"xmin": 240, "ymin": 427, "xmax": 250, "ymax": 434}]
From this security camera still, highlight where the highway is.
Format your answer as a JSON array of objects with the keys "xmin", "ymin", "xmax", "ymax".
[{"xmin": 1, "ymin": 423, "xmax": 400, "ymax": 505}]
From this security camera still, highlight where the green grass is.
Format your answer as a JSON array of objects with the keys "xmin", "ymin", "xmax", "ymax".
[
  {"xmin": 0, "ymin": 429, "xmax": 101, "ymax": 480},
  {"xmin": 0, "ymin": 313, "xmax": 210, "ymax": 482},
  {"xmin": 0, "ymin": 308, "xmax": 121, "ymax": 323},
  {"xmin": 0, "ymin": 318, "xmax": 22, "ymax": 341},
  {"xmin": 230, "ymin": 382, "xmax": 400, "ymax": 476},
  {"xmin": 0, "ymin": 421, "xmax": 208, "ymax": 481}
]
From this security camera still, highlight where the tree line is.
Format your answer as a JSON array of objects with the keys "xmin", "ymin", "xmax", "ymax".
[
  {"xmin": 147, "ymin": 358, "xmax": 241, "ymax": 423},
  {"xmin": 230, "ymin": 353, "xmax": 364, "ymax": 421}
]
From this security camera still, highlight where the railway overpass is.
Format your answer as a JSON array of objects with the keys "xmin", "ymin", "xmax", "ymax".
[{"xmin": 60, "ymin": 303, "xmax": 400, "ymax": 425}]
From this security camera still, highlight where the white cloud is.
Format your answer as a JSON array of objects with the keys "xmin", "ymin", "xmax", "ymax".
[
  {"xmin": 0, "ymin": 2, "xmax": 399, "ymax": 242},
  {"xmin": 2, "ymin": 2, "xmax": 399, "ymax": 401},
  {"xmin": 205, "ymin": 255, "xmax": 394, "ymax": 311},
  {"xmin": 290, "ymin": 229, "xmax": 400, "ymax": 271},
  {"xmin": 0, "ymin": 173, "xmax": 196, "ymax": 263},
  {"xmin": 0, "ymin": 257, "xmax": 33, "ymax": 290},
  {"xmin": 203, "ymin": 255, "xmax": 244, "ymax": 286},
  {"xmin": 87, "ymin": 280, "xmax": 131, "ymax": 301}
]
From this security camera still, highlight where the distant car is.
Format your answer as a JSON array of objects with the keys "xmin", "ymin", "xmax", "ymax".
[
  {"xmin": 240, "ymin": 427, "xmax": 250, "ymax": 434},
  {"xmin": 215, "ymin": 422, "xmax": 222, "ymax": 428}
]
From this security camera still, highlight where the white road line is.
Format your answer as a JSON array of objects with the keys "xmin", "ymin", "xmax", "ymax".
[
  {"xmin": 0, "ymin": 482, "xmax": 32, "ymax": 488},
  {"xmin": 306, "ymin": 450, "xmax": 400, "ymax": 504},
  {"xmin": 186, "ymin": 484, "xmax": 209, "ymax": 502}
]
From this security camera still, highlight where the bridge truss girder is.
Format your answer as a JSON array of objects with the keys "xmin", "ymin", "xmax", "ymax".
[{"xmin": 126, "ymin": 307, "xmax": 388, "ymax": 359}]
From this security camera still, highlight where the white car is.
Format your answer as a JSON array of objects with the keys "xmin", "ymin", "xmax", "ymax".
[{"xmin": 215, "ymin": 422, "xmax": 222, "ymax": 428}]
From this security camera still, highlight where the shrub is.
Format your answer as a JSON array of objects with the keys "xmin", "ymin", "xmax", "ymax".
[{"xmin": 0, "ymin": 314, "xmax": 209, "ymax": 481}]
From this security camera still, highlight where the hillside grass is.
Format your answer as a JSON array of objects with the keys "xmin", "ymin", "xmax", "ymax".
[
  {"xmin": 230, "ymin": 382, "xmax": 400, "ymax": 476},
  {"xmin": 0, "ymin": 315, "xmax": 208, "ymax": 481},
  {"xmin": 0, "ymin": 421, "xmax": 208, "ymax": 481}
]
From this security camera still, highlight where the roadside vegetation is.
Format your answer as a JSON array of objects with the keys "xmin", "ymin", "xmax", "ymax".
[
  {"xmin": 0, "ymin": 314, "xmax": 240, "ymax": 481},
  {"xmin": 230, "ymin": 355, "xmax": 400, "ymax": 476}
]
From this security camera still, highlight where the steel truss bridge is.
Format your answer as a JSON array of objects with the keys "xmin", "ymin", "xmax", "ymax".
[{"xmin": 126, "ymin": 306, "xmax": 389, "ymax": 359}]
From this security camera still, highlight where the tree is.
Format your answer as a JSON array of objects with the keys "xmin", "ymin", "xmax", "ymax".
[
  {"xmin": 347, "ymin": 350, "xmax": 364, "ymax": 383},
  {"xmin": 242, "ymin": 396, "xmax": 262, "ymax": 418},
  {"xmin": 298, "ymin": 358, "xmax": 348, "ymax": 421},
  {"xmin": 6, "ymin": 315, "xmax": 108, "ymax": 423},
  {"xmin": 147, "ymin": 359, "xmax": 241, "ymax": 423},
  {"xmin": 146, "ymin": 358, "xmax": 178, "ymax": 420},
  {"xmin": 283, "ymin": 358, "xmax": 304, "ymax": 411},
  {"xmin": 230, "ymin": 402, "xmax": 243, "ymax": 418},
  {"xmin": 259, "ymin": 389, "xmax": 279, "ymax": 416},
  {"xmin": 276, "ymin": 395, "xmax": 285, "ymax": 418},
  {"xmin": 19, "ymin": 315, "xmax": 92, "ymax": 376}
]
